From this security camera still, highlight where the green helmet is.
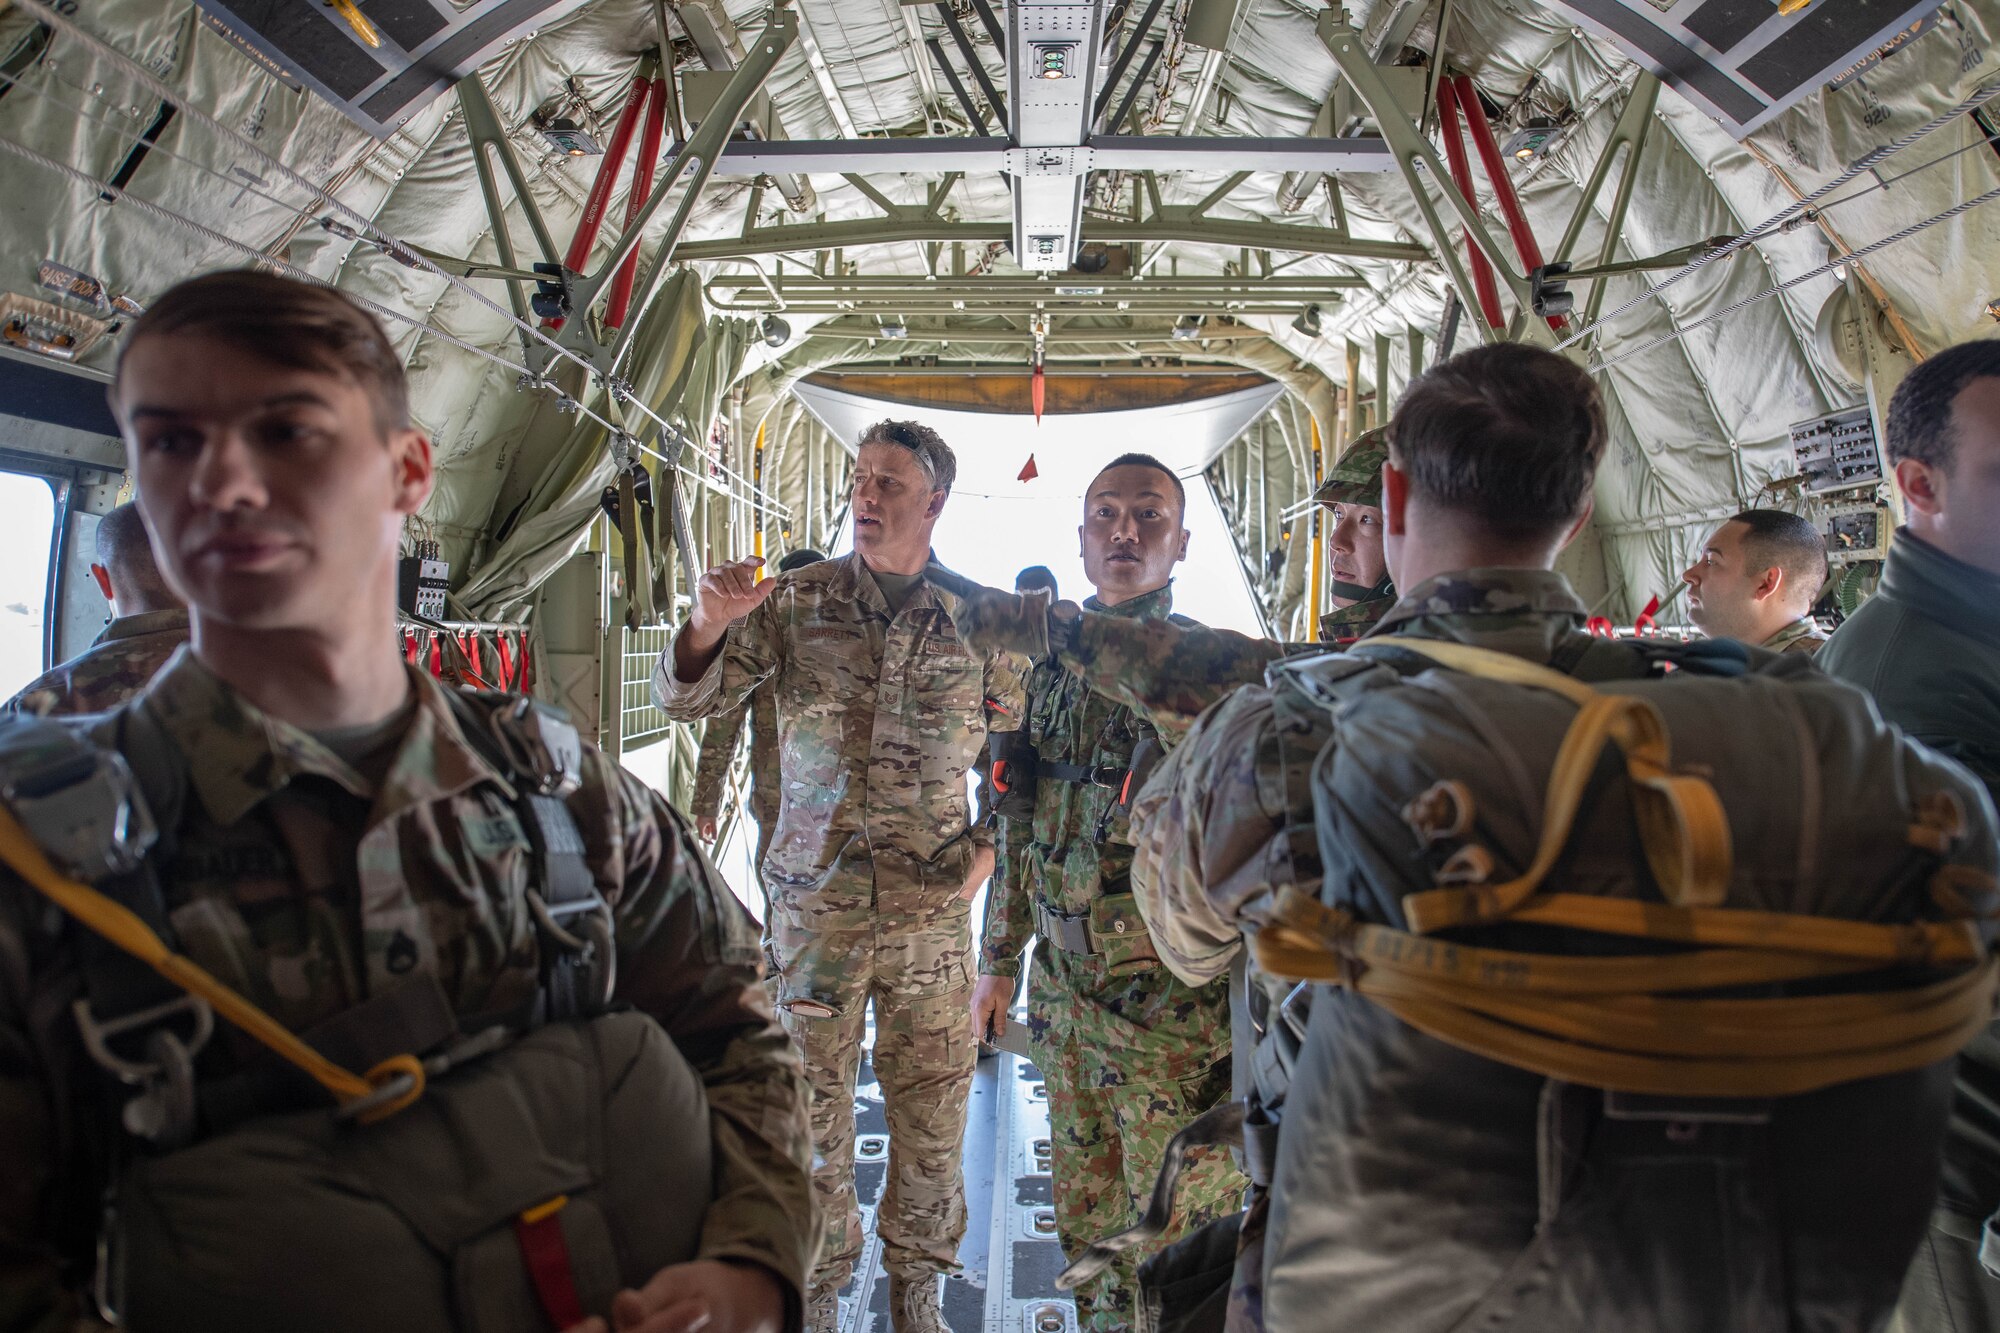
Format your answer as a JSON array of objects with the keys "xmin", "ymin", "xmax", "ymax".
[{"xmin": 1311, "ymin": 427, "xmax": 1388, "ymax": 509}]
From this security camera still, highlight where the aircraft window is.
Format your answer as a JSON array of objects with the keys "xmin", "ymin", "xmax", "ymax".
[{"xmin": 0, "ymin": 470, "xmax": 58, "ymax": 699}]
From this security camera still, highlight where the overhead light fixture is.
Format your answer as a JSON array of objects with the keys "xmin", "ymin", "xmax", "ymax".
[
  {"xmin": 879, "ymin": 318, "xmax": 908, "ymax": 339},
  {"xmin": 534, "ymin": 114, "xmax": 602, "ymax": 157},
  {"xmin": 1291, "ymin": 304, "xmax": 1322, "ymax": 338},
  {"xmin": 1503, "ymin": 116, "xmax": 1564, "ymax": 163},
  {"xmin": 1035, "ymin": 43, "xmax": 1074, "ymax": 79},
  {"xmin": 760, "ymin": 313, "xmax": 791, "ymax": 348},
  {"xmin": 1172, "ymin": 314, "xmax": 1203, "ymax": 341}
]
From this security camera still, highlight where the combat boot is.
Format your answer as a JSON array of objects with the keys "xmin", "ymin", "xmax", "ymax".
[
  {"xmin": 805, "ymin": 1285, "xmax": 840, "ymax": 1333},
  {"xmin": 888, "ymin": 1274, "xmax": 948, "ymax": 1333}
]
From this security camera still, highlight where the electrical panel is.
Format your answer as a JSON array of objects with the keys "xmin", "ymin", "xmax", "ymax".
[
  {"xmin": 398, "ymin": 539, "xmax": 450, "ymax": 620},
  {"xmin": 1823, "ymin": 499, "xmax": 1892, "ymax": 565},
  {"xmin": 1791, "ymin": 405, "xmax": 1884, "ymax": 497}
]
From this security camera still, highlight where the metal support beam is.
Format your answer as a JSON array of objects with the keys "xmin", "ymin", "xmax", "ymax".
[
  {"xmin": 1008, "ymin": 2, "xmax": 1109, "ymax": 269},
  {"xmin": 704, "ymin": 133, "xmax": 1394, "ymax": 177},
  {"xmin": 1553, "ymin": 72, "xmax": 1660, "ymax": 324},
  {"xmin": 455, "ymin": 74, "xmax": 560, "ymax": 356},
  {"xmin": 671, "ymin": 213, "xmax": 1426, "ymax": 263},
  {"xmin": 927, "ymin": 37, "xmax": 990, "ymax": 134},
  {"xmin": 939, "ymin": 3, "xmax": 1009, "ymax": 133},
  {"xmin": 551, "ymin": 9, "xmax": 796, "ymax": 373},
  {"xmin": 1103, "ymin": 38, "xmax": 1164, "ymax": 134},
  {"xmin": 1318, "ymin": 9, "xmax": 1525, "ymax": 345},
  {"xmin": 1094, "ymin": 0, "xmax": 1168, "ymax": 124}
]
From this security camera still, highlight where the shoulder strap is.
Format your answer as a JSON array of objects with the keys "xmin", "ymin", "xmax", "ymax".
[{"xmin": 440, "ymin": 688, "xmax": 610, "ymax": 1022}]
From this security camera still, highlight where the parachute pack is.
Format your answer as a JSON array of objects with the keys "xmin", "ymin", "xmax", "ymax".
[{"xmin": 0, "ymin": 692, "xmax": 711, "ymax": 1332}]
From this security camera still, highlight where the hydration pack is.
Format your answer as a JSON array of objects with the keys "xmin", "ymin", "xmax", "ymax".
[{"xmin": 0, "ymin": 691, "xmax": 712, "ymax": 1332}]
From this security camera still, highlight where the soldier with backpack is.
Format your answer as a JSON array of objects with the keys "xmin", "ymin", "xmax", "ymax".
[
  {"xmin": 0, "ymin": 272, "xmax": 814, "ymax": 1333},
  {"xmin": 1124, "ymin": 342, "xmax": 2000, "ymax": 1331}
]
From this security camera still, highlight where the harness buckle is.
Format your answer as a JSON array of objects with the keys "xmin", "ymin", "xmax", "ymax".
[
  {"xmin": 486, "ymin": 699, "xmax": 583, "ymax": 799},
  {"xmin": 0, "ymin": 721, "xmax": 157, "ymax": 881},
  {"xmin": 71, "ymin": 994, "xmax": 213, "ymax": 1148},
  {"xmin": 527, "ymin": 889, "xmax": 617, "ymax": 1010}
]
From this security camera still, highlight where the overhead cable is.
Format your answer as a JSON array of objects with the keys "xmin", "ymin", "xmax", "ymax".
[
  {"xmin": 1556, "ymin": 80, "xmax": 2000, "ymax": 351},
  {"xmin": 10, "ymin": 0, "xmax": 786, "ymax": 513},
  {"xmin": 1588, "ymin": 179, "xmax": 2000, "ymax": 374},
  {"xmin": 0, "ymin": 131, "xmax": 787, "ymax": 520}
]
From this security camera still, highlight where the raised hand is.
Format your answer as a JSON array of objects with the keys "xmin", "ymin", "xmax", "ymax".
[
  {"xmin": 673, "ymin": 558, "xmax": 779, "ymax": 681},
  {"xmin": 690, "ymin": 558, "xmax": 777, "ymax": 638}
]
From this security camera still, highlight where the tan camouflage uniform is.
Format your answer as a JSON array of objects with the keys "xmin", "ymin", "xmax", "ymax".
[
  {"xmin": 652, "ymin": 551, "xmax": 1028, "ymax": 1309},
  {"xmin": 5, "ymin": 608, "xmax": 190, "ymax": 716},
  {"xmin": 1761, "ymin": 615, "xmax": 1831, "ymax": 656},
  {"xmin": 690, "ymin": 686, "xmax": 783, "ymax": 896},
  {"xmin": 0, "ymin": 648, "xmax": 816, "ymax": 1331},
  {"xmin": 981, "ymin": 585, "xmax": 1242, "ymax": 1331}
]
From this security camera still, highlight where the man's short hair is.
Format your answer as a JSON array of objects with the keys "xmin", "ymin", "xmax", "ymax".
[
  {"xmin": 1096, "ymin": 452, "xmax": 1186, "ymax": 511},
  {"xmin": 858, "ymin": 420, "xmax": 956, "ymax": 495},
  {"xmin": 114, "ymin": 271, "xmax": 411, "ymax": 434},
  {"xmin": 94, "ymin": 501, "xmax": 170, "ymax": 598},
  {"xmin": 1388, "ymin": 344, "xmax": 1606, "ymax": 541},
  {"xmin": 1014, "ymin": 565, "xmax": 1058, "ymax": 595},
  {"xmin": 1885, "ymin": 338, "xmax": 2000, "ymax": 471},
  {"xmin": 777, "ymin": 547, "xmax": 826, "ymax": 573},
  {"xmin": 1729, "ymin": 508, "xmax": 1827, "ymax": 602}
]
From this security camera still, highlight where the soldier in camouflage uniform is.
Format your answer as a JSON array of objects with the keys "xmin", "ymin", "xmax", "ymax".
[
  {"xmin": 1125, "ymin": 344, "xmax": 1949, "ymax": 1333},
  {"xmin": 1680, "ymin": 508, "xmax": 1830, "ymax": 656},
  {"xmin": 948, "ymin": 430, "xmax": 1396, "ymax": 746},
  {"xmin": 971, "ymin": 455, "xmax": 1243, "ymax": 1332},
  {"xmin": 7, "ymin": 501, "xmax": 189, "ymax": 716},
  {"xmin": 688, "ymin": 547, "xmax": 826, "ymax": 901},
  {"xmin": 0, "ymin": 273, "xmax": 813, "ymax": 1333},
  {"xmin": 654, "ymin": 421, "xmax": 1028, "ymax": 1333}
]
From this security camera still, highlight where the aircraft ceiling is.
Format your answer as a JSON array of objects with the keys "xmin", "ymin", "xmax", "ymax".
[{"xmin": 0, "ymin": 0, "xmax": 1995, "ymax": 629}]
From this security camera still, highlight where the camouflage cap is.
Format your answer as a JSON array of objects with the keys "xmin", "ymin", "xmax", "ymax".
[{"xmin": 1311, "ymin": 427, "xmax": 1388, "ymax": 508}]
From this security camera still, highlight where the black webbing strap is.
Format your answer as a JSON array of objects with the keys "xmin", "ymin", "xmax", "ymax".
[
  {"xmin": 1039, "ymin": 760, "xmax": 1123, "ymax": 786},
  {"xmin": 441, "ymin": 690, "xmax": 604, "ymax": 1023},
  {"xmin": 74, "ymin": 704, "xmax": 187, "ymax": 1019}
]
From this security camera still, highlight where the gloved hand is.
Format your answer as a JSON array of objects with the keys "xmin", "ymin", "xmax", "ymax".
[{"xmin": 943, "ymin": 583, "xmax": 1056, "ymax": 658}]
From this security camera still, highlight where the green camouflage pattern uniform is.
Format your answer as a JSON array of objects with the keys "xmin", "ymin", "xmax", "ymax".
[
  {"xmin": 4, "ymin": 608, "xmax": 190, "ymax": 716},
  {"xmin": 979, "ymin": 585, "xmax": 1242, "ymax": 1332},
  {"xmin": 652, "ymin": 551, "xmax": 1028, "ymax": 1304},
  {"xmin": 0, "ymin": 648, "xmax": 816, "ymax": 1331},
  {"xmin": 1761, "ymin": 615, "xmax": 1830, "ymax": 656},
  {"xmin": 690, "ymin": 685, "xmax": 783, "ymax": 892}
]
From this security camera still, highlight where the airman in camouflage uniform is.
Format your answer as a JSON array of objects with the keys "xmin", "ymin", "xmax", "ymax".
[
  {"xmin": 949, "ymin": 430, "xmax": 1395, "ymax": 744},
  {"xmin": 8, "ymin": 501, "xmax": 189, "ymax": 717},
  {"xmin": 1681, "ymin": 509, "xmax": 1831, "ymax": 656},
  {"xmin": 655, "ymin": 421, "xmax": 1027, "ymax": 1333},
  {"xmin": 972, "ymin": 456, "xmax": 1243, "ymax": 1332},
  {"xmin": 0, "ymin": 272, "xmax": 813, "ymax": 1333}
]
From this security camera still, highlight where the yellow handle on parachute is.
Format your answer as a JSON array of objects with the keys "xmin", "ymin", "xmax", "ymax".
[
  {"xmin": 0, "ymin": 803, "xmax": 423, "ymax": 1121},
  {"xmin": 325, "ymin": 0, "xmax": 382, "ymax": 48}
]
